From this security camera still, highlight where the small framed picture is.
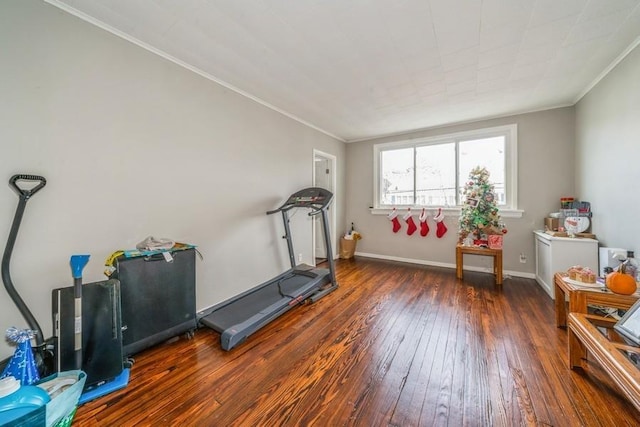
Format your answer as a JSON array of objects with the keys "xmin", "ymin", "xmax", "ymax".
[
  {"xmin": 488, "ymin": 235, "xmax": 503, "ymax": 249},
  {"xmin": 466, "ymin": 197, "xmax": 479, "ymax": 207},
  {"xmin": 614, "ymin": 299, "xmax": 640, "ymax": 345}
]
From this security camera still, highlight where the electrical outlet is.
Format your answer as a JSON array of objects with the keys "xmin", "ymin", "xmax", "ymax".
[
  {"xmin": 298, "ymin": 253, "xmax": 302, "ymax": 262},
  {"xmin": 519, "ymin": 253, "xmax": 527, "ymax": 263}
]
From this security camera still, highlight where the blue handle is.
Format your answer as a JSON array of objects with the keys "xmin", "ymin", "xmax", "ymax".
[{"xmin": 70, "ymin": 255, "xmax": 90, "ymax": 279}]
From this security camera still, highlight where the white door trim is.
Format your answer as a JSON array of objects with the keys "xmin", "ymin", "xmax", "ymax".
[{"xmin": 312, "ymin": 149, "xmax": 337, "ymax": 264}]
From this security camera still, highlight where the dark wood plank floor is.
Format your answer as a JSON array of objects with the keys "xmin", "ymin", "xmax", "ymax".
[{"xmin": 74, "ymin": 258, "xmax": 640, "ymax": 426}]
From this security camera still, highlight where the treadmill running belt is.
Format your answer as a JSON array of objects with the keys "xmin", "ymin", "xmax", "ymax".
[{"xmin": 203, "ymin": 273, "xmax": 315, "ymax": 331}]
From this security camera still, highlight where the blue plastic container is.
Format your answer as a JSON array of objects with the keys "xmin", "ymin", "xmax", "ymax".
[{"xmin": 0, "ymin": 376, "xmax": 50, "ymax": 426}]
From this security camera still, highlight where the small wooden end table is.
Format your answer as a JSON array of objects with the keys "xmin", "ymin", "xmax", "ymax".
[
  {"xmin": 456, "ymin": 244, "xmax": 502, "ymax": 285},
  {"xmin": 568, "ymin": 312, "xmax": 640, "ymax": 412},
  {"xmin": 554, "ymin": 272, "xmax": 639, "ymax": 328}
]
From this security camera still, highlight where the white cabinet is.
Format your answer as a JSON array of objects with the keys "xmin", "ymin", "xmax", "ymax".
[{"xmin": 534, "ymin": 231, "xmax": 599, "ymax": 299}]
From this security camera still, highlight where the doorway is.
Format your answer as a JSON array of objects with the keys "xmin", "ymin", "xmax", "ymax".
[{"xmin": 313, "ymin": 150, "xmax": 336, "ymax": 266}]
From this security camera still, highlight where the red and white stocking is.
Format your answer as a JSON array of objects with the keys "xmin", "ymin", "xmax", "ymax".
[
  {"xmin": 419, "ymin": 208, "xmax": 430, "ymax": 237},
  {"xmin": 388, "ymin": 208, "xmax": 401, "ymax": 233},
  {"xmin": 403, "ymin": 209, "xmax": 417, "ymax": 236},
  {"xmin": 434, "ymin": 208, "xmax": 448, "ymax": 238}
]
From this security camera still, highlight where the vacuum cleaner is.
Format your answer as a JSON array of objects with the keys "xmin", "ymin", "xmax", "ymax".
[
  {"xmin": 70, "ymin": 255, "xmax": 90, "ymax": 371},
  {"xmin": 1, "ymin": 174, "xmax": 53, "ymax": 375}
]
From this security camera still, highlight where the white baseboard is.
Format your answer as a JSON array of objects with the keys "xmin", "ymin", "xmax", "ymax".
[{"xmin": 353, "ymin": 251, "xmax": 536, "ymax": 280}]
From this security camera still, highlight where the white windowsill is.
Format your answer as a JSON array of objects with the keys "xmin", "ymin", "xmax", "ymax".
[{"xmin": 369, "ymin": 207, "xmax": 524, "ymax": 218}]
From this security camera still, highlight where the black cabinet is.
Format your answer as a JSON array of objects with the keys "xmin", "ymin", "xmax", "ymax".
[
  {"xmin": 112, "ymin": 248, "xmax": 196, "ymax": 356},
  {"xmin": 52, "ymin": 279, "xmax": 123, "ymax": 389}
]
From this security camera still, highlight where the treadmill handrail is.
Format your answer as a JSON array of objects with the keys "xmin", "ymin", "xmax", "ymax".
[
  {"xmin": 266, "ymin": 187, "xmax": 333, "ymax": 215},
  {"xmin": 266, "ymin": 204, "xmax": 324, "ymax": 216}
]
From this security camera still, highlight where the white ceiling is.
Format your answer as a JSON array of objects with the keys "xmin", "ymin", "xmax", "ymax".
[{"xmin": 46, "ymin": 0, "xmax": 640, "ymax": 142}]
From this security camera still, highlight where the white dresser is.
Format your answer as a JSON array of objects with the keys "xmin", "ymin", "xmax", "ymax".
[{"xmin": 534, "ymin": 230, "xmax": 599, "ymax": 299}]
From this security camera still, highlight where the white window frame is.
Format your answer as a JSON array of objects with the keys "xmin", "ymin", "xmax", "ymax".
[{"xmin": 372, "ymin": 124, "xmax": 521, "ymax": 217}]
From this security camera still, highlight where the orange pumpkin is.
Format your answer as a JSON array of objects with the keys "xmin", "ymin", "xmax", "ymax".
[{"xmin": 606, "ymin": 271, "xmax": 637, "ymax": 295}]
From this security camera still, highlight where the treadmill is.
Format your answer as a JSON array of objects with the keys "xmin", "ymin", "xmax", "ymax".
[{"xmin": 199, "ymin": 187, "xmax": 338, "ymax": 350}]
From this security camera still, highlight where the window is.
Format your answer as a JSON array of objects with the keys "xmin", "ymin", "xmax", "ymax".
[{"xmin": 374, "ymin": 124, "xmax": 517, "ymax": 210}]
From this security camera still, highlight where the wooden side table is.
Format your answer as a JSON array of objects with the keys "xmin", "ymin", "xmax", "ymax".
[
  {"xmin": 456, "ymin": 244, "xmax": 503, "ymax": 285},
  {"xmin": 568, "ymin": 312, "xmax": 640, "ymax": 412},
  {"xmin": 554, "ymin": 272, "xmax": 639, "ymax": 328}
]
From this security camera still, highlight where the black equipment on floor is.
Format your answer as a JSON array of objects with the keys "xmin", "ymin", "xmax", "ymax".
[
  {"xmin": 199, "ymin": 187, "xmax": 338, "ymax": 351},
  {"xmin": 110, "ymin": 248, "xmax": 197, "ymax": 357},
  {"xmin": 52, "ymin": 279, "xmax": 124, "ymax": 390}
]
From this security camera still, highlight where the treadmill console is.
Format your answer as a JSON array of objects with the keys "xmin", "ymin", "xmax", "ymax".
[{"xmin": 280, "ymin": 187, "xmax": 333, "ymax": 211}]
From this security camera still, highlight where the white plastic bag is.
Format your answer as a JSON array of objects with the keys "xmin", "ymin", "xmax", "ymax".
[{"xmin": 136, "ymin": 236, "xmax": 174, "ymax": 252}]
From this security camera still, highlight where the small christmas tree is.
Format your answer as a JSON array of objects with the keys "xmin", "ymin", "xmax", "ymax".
[{"xmin": 458, "ymin": 166, "xmax": 506, "ymax": 244}]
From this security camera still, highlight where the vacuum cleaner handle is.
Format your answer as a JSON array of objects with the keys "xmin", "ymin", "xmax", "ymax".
[
  {"xmin": 3, "ymin": 174, "xmax": 48, "ymax": 353},
  {"xmin": 9, "ymin": 175, "xmax": 47, "ymax": 200}
]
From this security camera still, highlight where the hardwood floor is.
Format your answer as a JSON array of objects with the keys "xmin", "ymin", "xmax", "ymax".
[{"xmin": 74, "ymin": 258, "xmax": 640, "ymax": 426}]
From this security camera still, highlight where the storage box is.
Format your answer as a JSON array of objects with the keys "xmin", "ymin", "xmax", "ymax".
[
  {"xmin": 52, "ymin": 280, "xmax": 123, "ymax": 390},
  {"xmin": 112, "ymin": 248, "xmax": 196, "ymax": 356},
  {"xmin": 544, "ymin": 217, "xmax": 560, "ymax": 231}
]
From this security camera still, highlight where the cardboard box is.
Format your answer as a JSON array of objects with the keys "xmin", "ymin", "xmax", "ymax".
[
  {"xmin": 545, "ymin": 230, "xmax": 568, "ymax": 237},
  {"xmin": 576, "ymin": 232, "xmax": 596, "ymax": 239},
  {"xmin": 544, "ymin": 217, "xmax": 560, "ymax": 231}
]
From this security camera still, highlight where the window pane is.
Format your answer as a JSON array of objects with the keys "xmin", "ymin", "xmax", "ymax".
[
  {"xmin": 416, "ymin": 143, "xmax": 456, "ymax": 206},
  {"xmin": 459, "ymin": 137, "xmax": 505, "ymax": 205},
  {"xmin": 380, "ymin": 148, "xmax": 414, "ymax": 205},
  {"xmin": 375, "ymin": 125, "xmax": 515, "ymax": 209}
]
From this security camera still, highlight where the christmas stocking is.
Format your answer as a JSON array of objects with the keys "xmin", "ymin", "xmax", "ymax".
[
  {"xmin": 419, "ymin": 208, "xmax": 429, "ymax": 237},
  {"xmin": 434, "ymin": 208, "xmax": 448, "ymax": 238},
  {"xmin": 403, "ymin": 209, "xmax": 417, "ymax": 236},
  {"xmin": 388, "ymin": 208, "xmax": 401, "ymax": 233}
]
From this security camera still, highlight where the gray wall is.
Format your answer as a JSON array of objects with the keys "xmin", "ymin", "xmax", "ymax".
[
  {"xmin": 3, "ymin": 1, "xmax": 636, "ymax": 363},
  {"xmin": 575, "ymin": 44, "xmax": 640, "ymax": 252},
  {"xmin": 345, "ymin": 107, "xmax": 576, "ymax": 275},
  {"xmin": 0, "ymin": 0, "xmax": 345, "ymax": 358}
]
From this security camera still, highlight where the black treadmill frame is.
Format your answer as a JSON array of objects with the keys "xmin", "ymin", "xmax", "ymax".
[{"xmin": 199, "ymin": 187, "xmax": 338, "ymax": 350}]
